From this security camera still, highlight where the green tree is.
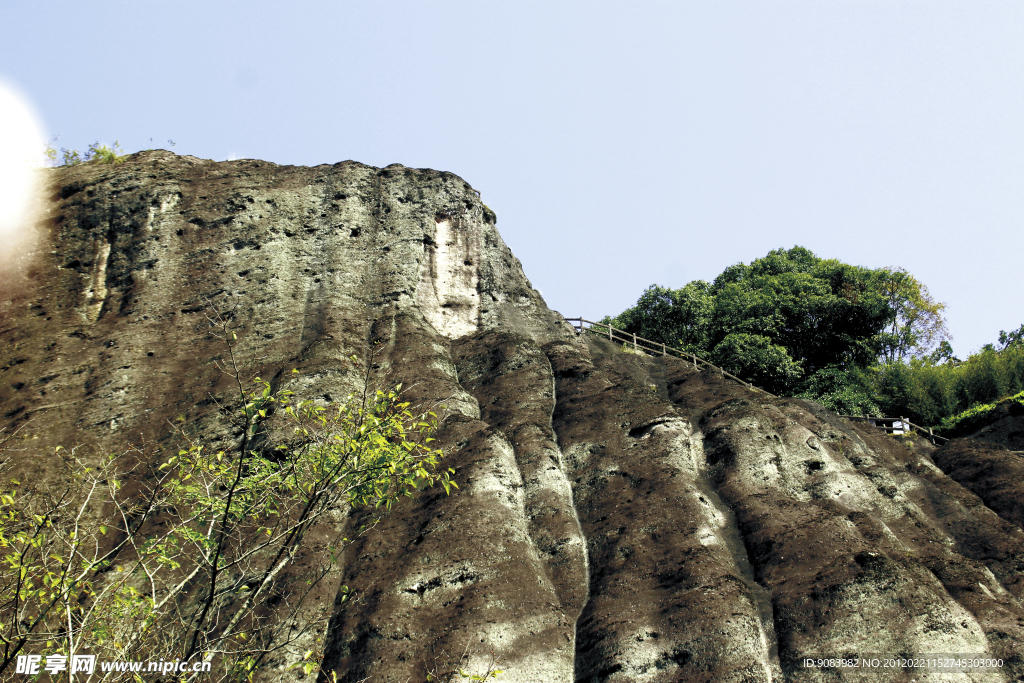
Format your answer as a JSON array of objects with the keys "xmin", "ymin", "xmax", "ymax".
[
  {"xmin": 0, "ymin": 315, "xmax": 455, "ymax": 681},
  {"xmin": 708, "ymin": 249, "xmax": 890, "ymax": 375},
  {"xmin": 795, "ymin": 365, "xmax": 882, "ymax": 417},
  {"xmin": 601, "ymin": 247, "xmax": 949, "ymax": 400},
  {"xmin": 999, "ymin": 323, "xmax": 1024, "ymax": 350},
  {"xmin": 700, "ymin": 247, "xmax": 889, "ymax": 393},
  {"xmin": 709, "ymin": 333, "xmax": 804, "ymax": 394},
  {"xmin": 876, "ymin": 267, "xmax": 951, "ymax": 364},
  {"xmin": 601, "ymin": 282, "xmax": 713, "ymax": 354}
]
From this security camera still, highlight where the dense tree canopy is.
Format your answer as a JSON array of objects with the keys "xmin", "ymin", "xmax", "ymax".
[
  {"xmin": 603, "ymin": 246, "xmax": 946, "ymax": 398},
  {"xmin": 606, "ymin": 255, "xmax": 1018, "ymax": 426},
  {"xmin": 707, "ymin": 249, "xmax": 892, "ymax": 374}
]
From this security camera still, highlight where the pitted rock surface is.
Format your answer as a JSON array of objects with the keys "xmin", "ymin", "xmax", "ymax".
[{"xmin": 2, "ymin": 152, "xmax": 1023, "ymax": 681}]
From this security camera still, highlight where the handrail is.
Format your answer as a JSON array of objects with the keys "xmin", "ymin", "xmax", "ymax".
[
  {"xmin": 839, "ymin": 415, "xmax": 949, "ymax": 444},
  {"xmin": 563, "ymin": 317, "xmax": 776, "ymax": 398},
  {"xmin": 563, "ymin": 317, "xmax": 950, "ymax": 445}
]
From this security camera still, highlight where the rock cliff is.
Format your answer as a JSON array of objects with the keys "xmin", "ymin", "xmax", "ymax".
[{"xmin": 3, "ymin": 152, "xmax": 1024, "ymax": 682}]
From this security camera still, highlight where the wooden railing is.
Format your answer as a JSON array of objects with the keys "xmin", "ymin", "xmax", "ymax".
[
  {"xmin": 839, "ymin": 415, "xmax": 949, "ymax": 444},
  {"xmin": 564, "ymin": 317, "xmax": 951, "ymax": 445},
  {"xmin": 563, "ymin": 317, "xmax": 776, "ymax": 397}
]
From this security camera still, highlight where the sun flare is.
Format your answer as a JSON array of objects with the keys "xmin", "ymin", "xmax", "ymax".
[{"xmin": 0, "ymin": 78, "xmax": 47, "ymax": 286}]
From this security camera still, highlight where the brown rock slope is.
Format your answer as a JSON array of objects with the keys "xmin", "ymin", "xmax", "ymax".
[{"xmin": 2, "ymin": 152, "xmax": 1023, "ymax": 681}]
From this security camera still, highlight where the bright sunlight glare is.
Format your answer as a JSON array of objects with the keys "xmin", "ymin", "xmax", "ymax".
[{"xmin": 0, "ymin": 77, "xmax": 47, "ymax": 287}]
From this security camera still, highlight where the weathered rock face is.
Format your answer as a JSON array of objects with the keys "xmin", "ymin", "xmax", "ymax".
[{"xmin": 4, "ymin": 152, "xmax": 1024, "ymax": 682}]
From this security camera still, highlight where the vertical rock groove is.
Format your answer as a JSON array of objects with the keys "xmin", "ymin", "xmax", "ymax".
[
  {"xmin": 85, "ymin": 238, "xmax": 112, "ymax": 322},
  {"xmin": 546, "ymin": 337, "xmax": 778, "ymax": 683},
  {"xmin": 685, "ymin": 427, "xmax": 782, "ymax": 678}
]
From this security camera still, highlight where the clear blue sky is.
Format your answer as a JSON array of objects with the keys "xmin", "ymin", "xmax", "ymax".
[{"xmin": 3, "ymin": 1, "xmax": 1022, "ymax": 356}]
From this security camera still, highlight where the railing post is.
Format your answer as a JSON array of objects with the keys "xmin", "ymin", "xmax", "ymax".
[
  {"xmin": 662, "ymin": 343, "xmax": 666, "ymax": 356},
  {"xmin": 633, "ymin": 332, "xmax": 637, "ymax": 351},
  {"xmin": 929, "ymin": 426, "xmax": 934, "ymax": 444},
  {"xmin": 608, "ymin": 324, "xmax": 612, "ymax": 341},
  {"xmin": 692, "ymin": 353, "xmax": 697, "ymax": 369}
]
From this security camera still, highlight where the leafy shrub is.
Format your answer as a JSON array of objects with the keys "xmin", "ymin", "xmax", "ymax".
[
  {"xmin": 42, "ymin": 136, "xmax": 176, "ymax": 167},
  {"xmin": 710, "ymin": 332, "xmax": 803, "ymax": 394},
  {"xmin": 796, "ymin": 365, "xmax": 881, "ymax": 417},
  {"xmin": 875, "ymin": 360, "xmax": 951, "ymax": 426},
  {"xmin": 0, "ymin": 359, "xmax": 455, "ymax": 680},
  {"xmin": 43, "ymin": 137, "xmax": 127, "ymax": 166},
  {"xmin": 937, "ymin": 399, "xmax": 1000, "ymax": 435},
  {"xmin": 955, "ymin": 346, "xmax": 1024, "ymax": 407}
]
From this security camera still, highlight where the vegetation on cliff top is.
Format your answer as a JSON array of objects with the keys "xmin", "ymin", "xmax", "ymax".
[
  {"xmin": 603, "ymin": 246, "xmax": 1023, "ymax": 426},
  {"xmin": 875, "ymin": 342, "xmax": 1024, "ymax": 431},
  {"xmin": 41, "ymin": 136, "xmax": 176, "ymax": 167},
  {"xmin": 935, "ymin": 389, "xmax": 1024, "ymax": 436}
]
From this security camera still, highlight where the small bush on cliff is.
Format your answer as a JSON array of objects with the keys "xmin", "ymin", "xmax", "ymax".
[
  {"xmin": 42, "ymin": 136, "xmax": 176, "ymax": 167},
  {"xmin": 425, "ymin": 641, "xmax": 504, "ymax": 681},
  {"xmin": 0, "ymin": 313, "xmax": 455, "ymax": 681},
  {"xmin": 43, "ymin": 137, "xmax": 128, "ymax": 166}
]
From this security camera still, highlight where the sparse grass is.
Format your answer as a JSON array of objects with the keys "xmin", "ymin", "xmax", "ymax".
[{"xmin": 619, "ymin": 343, "xmax": 647, "ymax": 356}]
